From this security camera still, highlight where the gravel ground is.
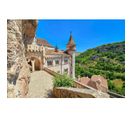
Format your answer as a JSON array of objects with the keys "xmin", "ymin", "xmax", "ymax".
[{"xmin": 27, "ymin": 71, "xmax": 54, "ymax": 98}]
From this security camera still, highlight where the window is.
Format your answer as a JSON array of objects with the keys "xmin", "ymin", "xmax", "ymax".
[
  {"xmin": 64, "ymin": 68, "xmax": 68, "ymax": 74},
  {"xmin": 57, "ymin": 71, "xmax": 60, "ymax": 73},
  {"xmin": 47, "ymin": 60, "xmax": 53, "ymax": 66},
  {"xmin": 55, "ymin": 60, "xmax": 59, "ymax": 65},
  {"xmin": 64, "ymin": 58, "xmax": 68, "ymax": 64}
]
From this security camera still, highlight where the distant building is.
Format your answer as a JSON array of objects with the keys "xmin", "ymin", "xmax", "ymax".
[
  {"xmin": 26, "ymin": 33, "xmax": 76, "ymax": 79},
  {"xmin": 78, "ymin": 75, "xmax": 108, "ymax": 93}
]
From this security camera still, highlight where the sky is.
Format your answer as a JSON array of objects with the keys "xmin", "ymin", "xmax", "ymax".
[{"xmin": 36, "ymin": 19, "xmax": 125, "ymax": 52}]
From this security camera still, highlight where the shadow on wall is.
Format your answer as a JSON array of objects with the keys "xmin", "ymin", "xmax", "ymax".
[{"xmin": 30, "ymin": 57, "xmax": 42, "ymax": 70}]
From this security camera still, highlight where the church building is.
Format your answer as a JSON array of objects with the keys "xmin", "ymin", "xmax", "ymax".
[{"xmin": 26, "ymin": 33, "xmax": 76, "ymax": 79}]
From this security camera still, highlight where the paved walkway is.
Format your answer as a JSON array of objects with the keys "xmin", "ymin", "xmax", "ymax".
[{"xmin": 27, "ymin": 71, "xmax": 54, "ymax": 98}]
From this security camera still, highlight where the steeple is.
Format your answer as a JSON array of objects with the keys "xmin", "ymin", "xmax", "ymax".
[
  {"xmin": 67, "ymin": 32, "xmax": 76, "ymax": 51},
  {"xmin": 32, "ymin": 35, "xmax": 36, "ymax": 45},
  {"xmin": 55, "ymin": 45, "xmax": 58, "ymax": 52}
]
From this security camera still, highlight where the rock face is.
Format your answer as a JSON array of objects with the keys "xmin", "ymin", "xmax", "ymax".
[
  {"xmin": 7, "ymin": 20, "xmax": 37, "ymax": 97},
  {"xmin": 22, "ymin": 20, "xmax": 37, "ymax": 46},
  {"xmin": 78, "ymin": 75, "xmax": 108, "ymax": 93}
]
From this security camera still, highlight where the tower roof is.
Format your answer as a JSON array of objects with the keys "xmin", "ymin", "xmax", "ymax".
[
  {"xmin": 32, "ymin": 36, "xmax": 36, "ymax": 44},
  {"xmin": 67, "ymin": 32, "xmax": 76, "ymax": 49}
]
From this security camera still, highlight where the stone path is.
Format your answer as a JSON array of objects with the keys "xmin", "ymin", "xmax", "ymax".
[{"xmin": 27, "ymin": 71, "xmax": 54, "ymax": 98}]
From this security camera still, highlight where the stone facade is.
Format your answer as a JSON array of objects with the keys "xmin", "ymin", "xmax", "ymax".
[{"xmin": 53, "ymin": 87, "xmax": 110, "ymax": 98}]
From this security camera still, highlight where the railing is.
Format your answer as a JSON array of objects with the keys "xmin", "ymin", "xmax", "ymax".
[
  {"xmin": 43, "ymin": 67, "xmax": 106, "ymax": 90},
  {"xmin": 42, "ymin": 67, "xmax": 125, "ymax": 98},
  {"xmin": 43, "ymin": 67, "xmax": 93, "ymax": 88},
  {"xmin": 43, "ymin": 67, "xmax": 59, "ymax": 77},
  {"xmin": 73, "ymin": 80, "xmax": 96, "ymax": 90},
  {"xmin": 107, "ymin": 91, "xmax": 125, "ymax": 98}
]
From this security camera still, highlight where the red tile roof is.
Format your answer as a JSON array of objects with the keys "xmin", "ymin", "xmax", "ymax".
[
  {"xmin": 66, "ymin": 34, "xmax": 76, "ymax": 51},
  {"xmin": 45, "ymin": 49, "xmax": 70, "ymax": 58},
  {"xmin": 67, "ymin": 35, "xmax": 75, "ymax": 47},
  {"xmin": 36, "ymin": 38, "xmax": 53, "ymax": 47}
]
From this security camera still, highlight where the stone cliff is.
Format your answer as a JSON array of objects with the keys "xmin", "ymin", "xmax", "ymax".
[{"xmin": 7, "ymin": 20, "xmax": 37, "ymax": 97}]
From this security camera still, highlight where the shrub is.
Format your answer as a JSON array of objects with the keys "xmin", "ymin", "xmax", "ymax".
[
  {"xmin": 108, "ymin": 79, "xmax": 125, "ymax": 95},
  {"xmin": 53, "ymin": 74, "xmax": 74, "ymax": 87}
]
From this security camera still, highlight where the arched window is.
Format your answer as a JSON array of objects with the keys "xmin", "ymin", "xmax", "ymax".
[{"xmin": 64, "ymin": 58, "xmax": 68, "ymax": 64}]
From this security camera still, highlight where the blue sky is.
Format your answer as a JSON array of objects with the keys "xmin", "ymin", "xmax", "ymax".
[{"xmin": 36, "ymin": 19, "xmax": 125, "ymax": 52}]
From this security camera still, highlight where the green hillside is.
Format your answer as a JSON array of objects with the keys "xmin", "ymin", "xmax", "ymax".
[{"xmin": 75, "ymin": 41, "xmax": 125, "ymax": 95}]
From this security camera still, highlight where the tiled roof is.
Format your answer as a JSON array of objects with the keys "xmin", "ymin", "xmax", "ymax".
[
  {"xmin": 36, "ymin": 38, "xmax": 53, "ymax": 47},
  {"xmin": 66, "ymin": 34, "xmax": 76, "ymax": 52},
  {"xmin": 45, "ymin": 49, "xmax": 70, "ymax": 57},
  {"xmin": 67, "ymin": 34, "xmax": 75, "ymax": 47}
]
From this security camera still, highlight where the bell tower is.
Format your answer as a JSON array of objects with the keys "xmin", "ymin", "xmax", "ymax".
[{"xmin": 66, "ymin": 32, "xmax": 76, "ymax": 79}]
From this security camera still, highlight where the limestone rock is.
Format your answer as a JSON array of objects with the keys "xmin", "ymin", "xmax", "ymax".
[
  {"xmin": 22, "ymin": 20, "xmax": 37, "ymax": 46},
  {"xmin": 7, "ymin": 20, "xmax": 37, "ymax": 98}
]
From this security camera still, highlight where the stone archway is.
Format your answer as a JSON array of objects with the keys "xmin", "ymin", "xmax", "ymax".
[{"xmin": 27, "ymin": 56, "xmax": 42, "ymax": 71}]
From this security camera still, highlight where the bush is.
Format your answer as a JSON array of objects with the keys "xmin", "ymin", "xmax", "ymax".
[
  {"xmin": 108, "ymin": 79, "xmax": 125, "ymax": 95},
  {"xmin": 53, "ymin": 74, "xmax": 74, "ymax": 87}
]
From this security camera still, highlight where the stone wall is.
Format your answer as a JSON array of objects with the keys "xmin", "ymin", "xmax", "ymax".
[
  {"xmin": 26, "ymin": 51, "xmax": 43, "ymax": 71},
  {"xmin": 53, "ymin": 87, "xmax": 110, "ymax": 98},
  {"xmin": 7, "ymin": 20, "xmax": 37, "ymax": 97}
]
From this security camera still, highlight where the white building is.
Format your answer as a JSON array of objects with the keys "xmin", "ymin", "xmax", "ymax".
[{"xmin": 26, "ymin": 33, "xmax": 76, "ymax": 78}]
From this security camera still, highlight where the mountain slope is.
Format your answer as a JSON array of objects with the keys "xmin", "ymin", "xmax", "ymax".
[{"xmin": 75, "ymin": 41, "xmax": 125, "ymax": 95}]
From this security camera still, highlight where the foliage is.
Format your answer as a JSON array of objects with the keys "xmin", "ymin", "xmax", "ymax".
[
  {"xmin": 108, "ymin": 79, "xmax": 125, "ymax": 95},
  {"xmin": 53, "ymin": 74, "xmax": 74, "ymax": 87},
  {"xmin": 75, "ymin": 41, "xmax": 125, "ymax": 95}
]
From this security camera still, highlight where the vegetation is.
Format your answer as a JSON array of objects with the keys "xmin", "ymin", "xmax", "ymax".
[
  {"xmin": 53, "ymin": 74, "xmax": 74, "ymax": 87},
  {"xmin": 108, "ymin": 79, "xmax": 125, "ymax": 95},
  {"xmin": 75, "ymin": 41, "xmax": 125, "ymax": 95}
]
